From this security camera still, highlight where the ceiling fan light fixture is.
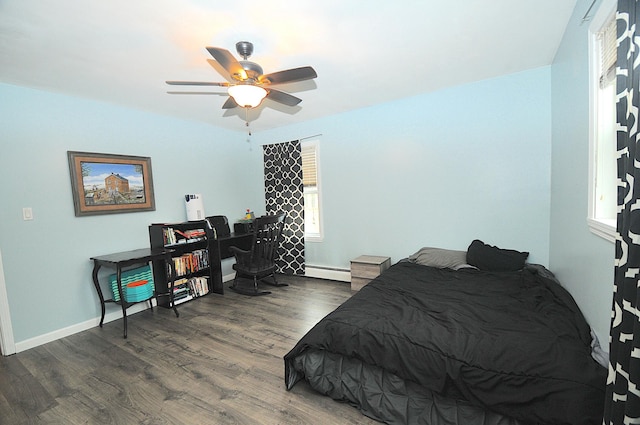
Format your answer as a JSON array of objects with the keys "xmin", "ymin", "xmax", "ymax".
[{"xmin": 228, "ymin": 84, "xmax": 267, "ymax": 108}]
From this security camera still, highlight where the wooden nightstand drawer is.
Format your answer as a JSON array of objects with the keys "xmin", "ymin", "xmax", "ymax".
[{"xmin": 350, "ymin": 255, "xmax": 391, "ymax": 291}]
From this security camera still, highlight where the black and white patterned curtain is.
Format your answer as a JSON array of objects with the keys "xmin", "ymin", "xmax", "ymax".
[
  {"xmin": 605, "ymin": 1, "xmax": 640, "ymax": 422},
  {"xmin": 263, "ymin": 140, "xmax": 305, "ymax": 275}
]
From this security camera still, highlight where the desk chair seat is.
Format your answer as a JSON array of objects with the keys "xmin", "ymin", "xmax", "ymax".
[{"xmin": 229, "ymin": 212, "xmax": 287, "ymax": 296}]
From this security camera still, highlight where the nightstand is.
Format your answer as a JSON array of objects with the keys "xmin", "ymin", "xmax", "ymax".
[{"xmin": 350, "ymin": 255, "xmax": 391, "ymax": 291}]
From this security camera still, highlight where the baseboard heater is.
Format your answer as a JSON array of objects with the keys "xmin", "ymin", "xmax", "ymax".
[
  {"xmin": 304, "ymin": 265, "xmax": 350, "ymax": 282},
  {"xmin": 224, "ymin": 265, "xmax": 351, "ymax": 283}
]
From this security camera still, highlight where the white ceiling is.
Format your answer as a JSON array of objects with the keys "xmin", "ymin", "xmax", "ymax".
[{"xmin": 0, "ymin": 1, "xmax": 578, "ymax": 133}]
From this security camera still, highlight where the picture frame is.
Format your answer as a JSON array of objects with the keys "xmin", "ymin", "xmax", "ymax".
[{"xmin": 67, "ymin": 151, "xmax": 156, "ymax": 217}]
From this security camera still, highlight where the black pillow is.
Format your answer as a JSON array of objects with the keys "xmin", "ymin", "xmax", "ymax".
[{"xmin": 466, "ymin": 239, "xmax": 529, "ymax": 272}]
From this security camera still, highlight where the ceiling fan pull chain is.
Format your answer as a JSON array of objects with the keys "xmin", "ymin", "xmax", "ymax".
[{"xmin": 245, "ymin": 108, "xmax": 251, "ymax": 136}]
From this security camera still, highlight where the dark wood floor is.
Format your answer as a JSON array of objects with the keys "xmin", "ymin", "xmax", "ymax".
[{"xmin": 0, "ymin": 275, "xmax": 379, "ymax": 424}]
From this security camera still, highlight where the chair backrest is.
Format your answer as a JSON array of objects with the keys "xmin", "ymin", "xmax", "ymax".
[
  {"xmin": 250, "ymin": 212, "xmax": 286, "ymax": 267},
  {"xmin": 206, "ymin": 215, "xmax": 230, "ymax": 238}
]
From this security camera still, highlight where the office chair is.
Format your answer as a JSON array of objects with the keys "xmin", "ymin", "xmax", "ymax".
[
  {"xmin": 205, "ymin": 215, "xmax": 230, "ymax": 238},
  {"xmin": 228, "ymin": 212, "xmax": 287, "ymax": 296}
]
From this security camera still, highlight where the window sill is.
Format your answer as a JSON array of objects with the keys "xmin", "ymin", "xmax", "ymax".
[{"xmin": 587, "ymin": 217, "xmax": 616, "ymax": 243}]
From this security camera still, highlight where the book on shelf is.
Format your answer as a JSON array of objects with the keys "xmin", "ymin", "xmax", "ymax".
[
  {"xmin": 162, "ymin": 227, "xmax": 207, "ymax": 246},
  {"xmin": 172, "ymin": 249, "xmax": 209, "ymax": 277},
  {"xmin": 174, "ymin": 228, "xmax": 206, "ymax": 239},
  {"xmin": 172, "ymin": 277, "xmax": 189, "ymax": 288},
  {"xmin": 188, "ymin": 276, "xmax": 210, "ymax": 297},
  {"xmin": 174, "ymin": 295, "xmax": 194, "ymax": 305},
  {"xmin": 168, "ymin": 276, "xmax": 210, "ymax": 301},
  {"xmin": 173, "ymin": 287, "xmax": 187, "ymax": 294},
  {"xmin": 163, "ymin": 228, "xmax": 177, "ymax": 245}
]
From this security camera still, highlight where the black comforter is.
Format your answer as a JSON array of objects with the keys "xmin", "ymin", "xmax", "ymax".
[{"xmin": 284, "ymin": 262, "xmax": 606, "ymax": 424}]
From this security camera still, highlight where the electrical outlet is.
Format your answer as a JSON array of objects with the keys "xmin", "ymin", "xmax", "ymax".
[{"xmin": 22, "ymin": 207, "xmax": 33, "ymax": 221}]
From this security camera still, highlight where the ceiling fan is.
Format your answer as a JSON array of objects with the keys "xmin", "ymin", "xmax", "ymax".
[{"xmin": 166, "ymin": 41, "xmax": 317, "ymax": 110}]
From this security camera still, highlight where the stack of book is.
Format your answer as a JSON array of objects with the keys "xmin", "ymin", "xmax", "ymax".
[
  {"xmin": 188, "ymin": 276, "xmax": 209, "ymax": 297},
  {"xmin": 162, "ymin": 227, "xmax": 206, "ymax": 246},
  {"xmin": 171, "ymin": 276, "xmax": 210, "ymax": 305},
  {"xmin": 162, "ymin": 227, "xmax": 177, "ymax": 245},
  {"xmin": 172, "ymin": 249, "xmax": 209, "ymax": 277}
]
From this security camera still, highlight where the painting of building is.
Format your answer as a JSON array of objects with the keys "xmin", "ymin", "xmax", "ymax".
[{"xmin": 105, "ymin": 173, "xmax": 129, "ymax": 193}]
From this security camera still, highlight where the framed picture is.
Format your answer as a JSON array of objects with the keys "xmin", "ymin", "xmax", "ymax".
[{"xmin": 67, "ymin": 151, "xmax": 156, "ymax": 216}]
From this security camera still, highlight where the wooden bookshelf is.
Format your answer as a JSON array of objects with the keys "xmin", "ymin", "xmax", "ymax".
[{"xmin": 149, "ymin": 221, "xmax": 215, "ymax": 307}]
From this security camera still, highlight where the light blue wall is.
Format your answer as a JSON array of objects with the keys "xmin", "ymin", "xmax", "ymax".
[
  {"xmin": 1, "ymin": 64, "xmax": 555, "ymax": 349},
  {"xmin": 549, "ymin": 0, "xmax": 615, "ymax": 345},
  {"xmin": 0, "ymin": 83, "xmax": 264, "ymax": 343},
  {"xmin": 254, "ymin": 67, "xmax": 552, "ymax": 270}
]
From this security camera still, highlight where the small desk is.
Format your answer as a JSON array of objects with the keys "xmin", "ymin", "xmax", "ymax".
[
  {"xmin": 209, "ymin": 232, "xmax": 253, "ymax": 293},
  {"xmin": 90, "ymin": 247, "xmax": 177, "ymax": 338}
]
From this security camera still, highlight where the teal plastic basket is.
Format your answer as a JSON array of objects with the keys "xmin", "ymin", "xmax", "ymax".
[{"xmin": 109, "ymin": 265, "xmax": 155, "ymax": 303}]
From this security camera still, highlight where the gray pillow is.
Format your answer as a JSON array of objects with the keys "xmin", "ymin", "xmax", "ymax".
[{"xmin": 408, "ymin": 247, "xmax": 474, "ymax": 270}]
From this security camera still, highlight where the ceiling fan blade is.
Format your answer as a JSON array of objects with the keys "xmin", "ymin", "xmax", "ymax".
[
  {"xmin": 206, "ymin": 47, "xmax": 246, "ymax": 80},
  {"xmin": 266, "ymin": 89, "xmax": 302, "ymax": 107},
  {"xmin": 260, "ymin": 66, "xmax": 317, "ymax": 85},
  {"xmin": 221, "ymin": 97, "xmax": 237, "ymax": 109},
  {"xmin": 166, "ymin": 91, "xmax": 226, "ymax": 95},
  {"xmin": 166, "ymin": 81, "xmax": 229, "ymax": 87},
  {"xmin": 207, "ymin": 59, "xmax": 236, "ymax": 83}
]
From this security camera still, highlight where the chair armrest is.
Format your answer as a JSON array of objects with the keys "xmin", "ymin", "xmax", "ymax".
[
  {"xmin": 229, "ymin": 246, "xmax": 250, "ymax": 255},
  {"xmin": 229, "ymin": 246, "xmax": 251, "ymax": 265}
]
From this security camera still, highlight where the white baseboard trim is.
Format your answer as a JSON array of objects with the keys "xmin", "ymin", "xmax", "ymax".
[
  {"xmin": 14, "ymin": 302, "xmax": 154, "ymax": 354},
  {"xmin": 12, "ymin": 269, "xmax": 346, "ymax": 354},
  {"xmin": 14, "ymin": 274, "xmax": 239, "ymax": 354},
  {"xmin": 305, "ymin": 265, "xmax": 350, "ymax": 282},
  {"xmin": 0, "ymin": 249, "xmax": 16, "ymax": 356}
]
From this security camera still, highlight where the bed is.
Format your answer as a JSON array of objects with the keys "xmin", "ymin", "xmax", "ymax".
[{"xmin": 284, "ymin": 241, "xmax": 607, "ymax": 424}]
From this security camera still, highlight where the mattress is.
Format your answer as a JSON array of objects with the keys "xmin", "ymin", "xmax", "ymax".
[{"xmin": 284, "ymin": 262, "xmax": 606, "ymax": 424}]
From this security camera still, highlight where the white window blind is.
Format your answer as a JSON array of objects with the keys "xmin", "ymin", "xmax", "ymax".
[
  {"xmin": 599, "ymin": 16, "xmax": 617, "ymax": 88},
  {"xmin": 301, "ymin": 140, "xmax": 322, "ymax": 241},
  {"xmin": 588, "ymin": 0, "xmax": 617, "ymax": 243},
  {"xmin": 301, "ymin": 144, "xmax": 317, "ymax": 187}
]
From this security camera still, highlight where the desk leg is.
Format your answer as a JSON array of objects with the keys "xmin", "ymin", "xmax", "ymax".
[
  {"xmin": 210, "ymin": 239, "xmax": 224, "ymax": 295},
  {"xmin": 91, "ymin": 262, "xmax": 106, "ymax": 327},
  {"xmin": 116, "ymin": 265, "xmax": 128, "ymax": 339}
]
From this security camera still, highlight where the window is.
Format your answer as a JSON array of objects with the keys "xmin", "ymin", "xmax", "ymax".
[
  {"xmin": 588, "ymin": 0, "xmax": 617, "ymax": 242},
  {"xmin": 301, "ymin": 140, "xmax": 323, "ymax": 241}
]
